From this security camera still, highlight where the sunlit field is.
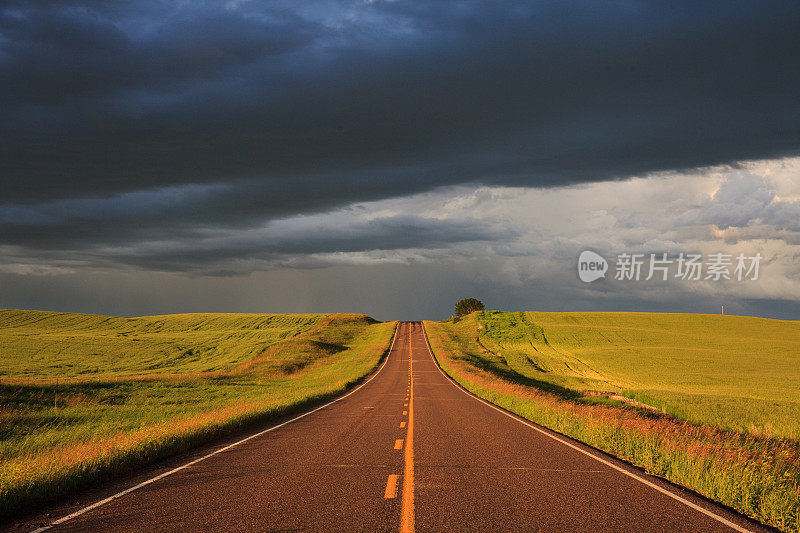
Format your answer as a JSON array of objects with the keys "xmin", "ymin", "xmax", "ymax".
[
  {"xmin": 477, "ymin": 310, "xmax": 800, "ymax": 438},
  {"xmin": 0, "ymin": 310, "xmax": 324, "ymax": 379},
  {"xmin": 425, "ymin": 311, "xmax": 800, "ymax": 532},
  {"xmin": 0, "ymin": 310, "xmax": 396, "ymax": 518}
]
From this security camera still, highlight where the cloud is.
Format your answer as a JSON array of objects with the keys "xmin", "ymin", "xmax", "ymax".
[
  {"xmin": 2, "ymin": 160, "xmax": 800, "ymax": 319},
  {"xmin": 2, "ymin": 1, "xmax": 800, "ymax": 318},
  {"xmin": 2, "ymin": 0, "xmax": 800, "ymax": 210},
  {"xmin": 3, "ymin": 156, "xmax": 800, "ymax": 304},
  {"xmin": 0, "ymin": 206, "xmax": 510, "ymax": 273}
]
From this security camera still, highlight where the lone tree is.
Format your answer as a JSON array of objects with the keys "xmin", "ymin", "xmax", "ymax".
[{"xmin": 455, "ymin": 298, "xmax": 485, "ymax": 317}]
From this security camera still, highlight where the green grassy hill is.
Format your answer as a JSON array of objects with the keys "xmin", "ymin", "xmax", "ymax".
[
  {"xmin": 470, "ymin": 310, "xmax": 800, "ymax": 438},
  {"xmin": 0, "ymin": 310, "xmax": 323, "ymax": 379},
  {"xmin": 0, "ymin": 309, "xmax": 396, "ymax": 518}
]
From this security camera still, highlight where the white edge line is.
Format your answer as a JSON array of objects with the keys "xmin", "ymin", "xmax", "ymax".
[
  {"xmin": 419, "ymin": 323, "xmax": 755, "ymax": 533},
  {"xmin": 30, "ymin": 322, "xmax": 401, "ymax": 533}
]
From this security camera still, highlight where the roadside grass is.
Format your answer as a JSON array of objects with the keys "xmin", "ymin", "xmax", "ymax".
[
  {"xmin": 424, "ymin": 312, "xmax": 800, "ymax": 532},
  {"xmin": 0, "ymin": 311, "xmax": 396, "ymax": 519}
]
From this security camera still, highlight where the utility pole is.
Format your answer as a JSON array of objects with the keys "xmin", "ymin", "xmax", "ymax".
[{"xmin": 721, "ymin": 305, "xmax": 724, "ymax": 316}]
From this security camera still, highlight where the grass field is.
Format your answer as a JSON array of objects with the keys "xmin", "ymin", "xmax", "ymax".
[
  {"xmin": 0, "ymin": 310, "xmax": 323, "ymax": 379},
  {"xmin": 0, "ymin": 310, "xmax": 396, "ymax": 519},
  {"xmin": 476, "ymin": 310, "xmax": 800, "ymax": 438},
  {"xmin": 425, "ymin": 311, "xmax": 800, "ymax": 532}
]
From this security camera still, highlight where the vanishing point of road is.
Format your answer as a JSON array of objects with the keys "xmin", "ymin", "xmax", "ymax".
[{"xmin": 14, "ymin": 322, "xmax": 770, "ymax": 532}]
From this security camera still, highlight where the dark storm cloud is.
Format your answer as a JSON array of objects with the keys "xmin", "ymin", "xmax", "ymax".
[
  {"xmin": 1, "ymin": 0, "xmax": 800, "ymax": 269},
  {"xmin": 113, "ymin": 213, "xmax": 512, "ymax": 273},
  {"xmin": 0, "ymin": 5, "xmax": 313, "ymax": 105},
  {"xmin": 0, "ymin": 211, "xmax": 509, "ymax": 273},
  {"xmin": 0, "ymin": 169, "xmax": 479, "ymax": 251}
]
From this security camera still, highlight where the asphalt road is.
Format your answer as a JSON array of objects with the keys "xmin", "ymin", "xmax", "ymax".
[{"xmin": 13, "ymin": 322, "xmax": 770, "ymax": 532}]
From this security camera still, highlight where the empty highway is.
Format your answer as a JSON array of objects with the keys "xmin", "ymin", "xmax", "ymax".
[{"xmin": 12, "ymin": 322, "xmax": 769, "ymax": 532}]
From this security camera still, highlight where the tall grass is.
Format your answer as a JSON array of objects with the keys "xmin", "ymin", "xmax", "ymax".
[
  {"xmin": 425, "ymin": 313, "xmax": 800, "ymax": 532},
  {"xmin": 0, "ymin": 311, "xmax": 396, "ymax": 519}
]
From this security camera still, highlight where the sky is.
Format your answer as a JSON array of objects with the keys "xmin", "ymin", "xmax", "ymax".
[{"xmin": 1, "ymin": 0, "xmax": 800, "ymax": 321}]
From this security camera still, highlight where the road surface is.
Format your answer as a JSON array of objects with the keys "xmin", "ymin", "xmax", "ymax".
[{"xmin": 12, "ymin": 322, "xmax": 768, "ymax": 532}]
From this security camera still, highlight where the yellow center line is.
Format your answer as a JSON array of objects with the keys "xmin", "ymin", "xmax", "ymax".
[
  {"xmin": 384, "ymin": 474, "xmax": 400, "ymax": 499},
  {"xmin": 394, "ymin": 439, "xmax": 404, "ymax": 450},
  {"xmin": 400, "ymin": 328, "xmax": 415, "ymax": 533},
  {"xmin": 400, "ymin": 421, "xmax": 406, "ymax": 428}
]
